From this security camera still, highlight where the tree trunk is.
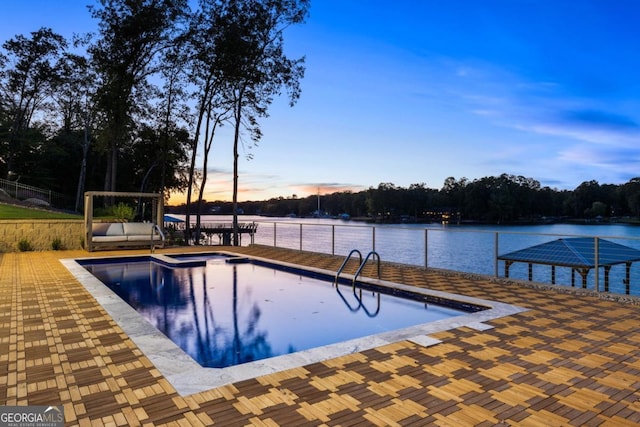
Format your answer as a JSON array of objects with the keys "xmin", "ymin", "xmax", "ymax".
[
  {"xmin": 232, "ymin": 89, "xmax": 243, "ymax": 246},
  {"xmin": 75, "ymin": 120, "xmax": 90, "ymax": 212}
]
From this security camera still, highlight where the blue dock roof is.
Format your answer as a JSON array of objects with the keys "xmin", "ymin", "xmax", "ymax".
[{"xmin": 498, "ymin": 237, "xmax": 640, "ymax": 268}]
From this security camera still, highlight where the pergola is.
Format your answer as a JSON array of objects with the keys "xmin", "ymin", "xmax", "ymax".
[
  {"xmin": 498, "ymin": 237, "xmax": 640, "ymax": 294},
  {"xmin": 84, "ymin": 191, "xmax": 164, "ymax": 252}
]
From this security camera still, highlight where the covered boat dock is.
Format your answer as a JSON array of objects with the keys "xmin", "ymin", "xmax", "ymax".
[{"xmin": 498, "ymin": 237, "xmax": 640, "ymax": 294}]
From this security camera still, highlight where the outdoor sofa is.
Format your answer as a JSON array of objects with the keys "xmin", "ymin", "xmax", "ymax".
[{"xmin": 88, "ymin": 222, "xmax": 165, "ymax": 251}]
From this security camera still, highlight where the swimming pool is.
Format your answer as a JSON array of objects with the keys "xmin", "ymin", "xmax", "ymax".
[
  {"xmin": 78, "ymin": 253, "xmax": 479, "ymax": 368},
  {"xmin": 63, "ymin": 252, "xmax": 525, "ymax": 395}
]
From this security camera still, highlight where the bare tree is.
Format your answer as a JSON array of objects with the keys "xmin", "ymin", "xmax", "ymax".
[
  {"xmin": 53, "ymin": 50, "xmax": 99, "ymax": 211},
  {"xmin": 182, "ymin": 1, "xmax": 235, "ymax": 243},
  {"xmin": 151, "ymin": 44, "xmax": 192, "ymax": 202},
  {"xmin": 217, "ymin": 0, "xmax": 309, "ymax": 244}
]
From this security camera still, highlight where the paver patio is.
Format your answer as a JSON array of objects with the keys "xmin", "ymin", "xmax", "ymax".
[{"xmin": 1, "ymin": 245, "xmax": 640, "ymax": 426}]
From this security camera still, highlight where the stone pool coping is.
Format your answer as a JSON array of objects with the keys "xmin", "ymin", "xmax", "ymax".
[{"xmin": 62, "ymin": 252, "xmax": 525, "ymax": 396}]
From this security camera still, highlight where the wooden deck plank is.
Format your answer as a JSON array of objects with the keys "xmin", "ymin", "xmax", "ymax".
[{"xmin": 2, "ymin": 246, "xmax": 640, "ymax": 425}]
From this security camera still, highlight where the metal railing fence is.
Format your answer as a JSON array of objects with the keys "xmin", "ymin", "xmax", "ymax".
[
  {"xmin": 0, "ymin": 177, "xmax": 72, "ymax": 210},
  {"xmin": 250, "ymin": 221, "xmax": 640, "ymax": 297}
]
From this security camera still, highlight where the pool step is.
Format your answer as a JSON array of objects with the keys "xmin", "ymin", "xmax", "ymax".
[
  {"xmin": 150, "ymin": 254, "xmax": 207, "ymax": 267},
  {"xmin": 225, "ymin": 256, "xmax": 251, "ymax": 264}
]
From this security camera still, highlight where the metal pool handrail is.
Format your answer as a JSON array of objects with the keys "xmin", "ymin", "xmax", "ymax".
[
  {"xmin": 353, "ymin": 251, "xmax": 381, "ymax": 286},
  {"xmin": 334, "ymin": 249, "xmax": 362, "ymax": 285}
]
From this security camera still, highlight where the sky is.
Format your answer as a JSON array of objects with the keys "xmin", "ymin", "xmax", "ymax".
[{"xmin": 2, "ymin": 0, "xmax": 640, "ymax": 204}]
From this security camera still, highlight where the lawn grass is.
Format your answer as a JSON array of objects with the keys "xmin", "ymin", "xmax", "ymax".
[{"xmin": 0, "ymin": 203, "xmax": 81, "ymax": 219}]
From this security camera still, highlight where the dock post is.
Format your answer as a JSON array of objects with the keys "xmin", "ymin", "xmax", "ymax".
[
  {"xmin": 594, "ymin": 237, "xmax": 599, "ymax": 292},
  {"xmin": 424, "ymin": 229, "xmax": 428, "ymax": 269},
  {"xmin": 494, "ymin": 232, "xmax": 498, "ymax": 278}
]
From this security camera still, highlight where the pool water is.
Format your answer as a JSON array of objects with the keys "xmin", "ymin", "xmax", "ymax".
[{"xmin": 80, "ymin": 255, "xmax": 472, "ymax": 368}]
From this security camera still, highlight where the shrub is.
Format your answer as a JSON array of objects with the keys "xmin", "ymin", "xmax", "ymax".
[
  {"xmin": 18, "ymin": 239, "xmax": 33, "ymax": 252},
  {"xmin": 51, "ymin": 237, "xmax": 64, "ymax": 250},
  {"xmin": 111, "ymin": 203, "xmax": 135, "ymax": 222}
]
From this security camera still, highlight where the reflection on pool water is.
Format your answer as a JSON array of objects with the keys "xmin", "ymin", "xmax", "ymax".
[{"xmin": 79, "ymin": 254, "xmax": 478, "ymax": 368}]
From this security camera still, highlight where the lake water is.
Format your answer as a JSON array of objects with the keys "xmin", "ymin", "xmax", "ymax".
[{"xmin": 167, "ymin": 215, "xmax": 640, "ymax": 296}]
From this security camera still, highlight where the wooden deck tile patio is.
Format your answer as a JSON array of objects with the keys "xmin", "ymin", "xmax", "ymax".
[{"xmin": 1, "ymin": 245, "xmax": 640, "ymax": 426}]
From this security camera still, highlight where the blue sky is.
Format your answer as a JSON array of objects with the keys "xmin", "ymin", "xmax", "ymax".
[{"xmin": 3, "ymin": 1, "xmax": 640, "ymax": 203}]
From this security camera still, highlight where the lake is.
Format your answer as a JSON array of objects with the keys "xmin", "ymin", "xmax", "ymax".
[{"xmin": 166, "ymin": 215, "xmax": 640, "ymax": 296}]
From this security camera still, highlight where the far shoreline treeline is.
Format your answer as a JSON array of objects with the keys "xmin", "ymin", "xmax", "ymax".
[{"xmin": 167, "ymin": 174, "xmax": 640, "ymax": 224}]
